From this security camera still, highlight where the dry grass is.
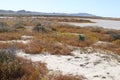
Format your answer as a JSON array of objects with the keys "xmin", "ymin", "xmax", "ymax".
[
  {"xmin": 92, "ymin": 43, "xmax": 120, "ymax": 55},
  {"xmin": 55, "ymin": 25, "xmax": 89, "ymax": 34},
  {"xmin": 0, "ymin": 43, "xmax": 12, "ymax": 49},
  {"xmin": 0, "ymin": 23, "xmax": 117, "ymax": 55},
  {"xmin": 48, "ymin": 74, "xmax": 84, "ymax": 80},
  {"xmin": 1, "ymin": 16, "xmax": 120, "ymax": 80},
  {"xmin": 46, "ymin": 17, "xmax": 94, "ymax": 23},
  {"xmin": 112, "ymin": 40, "xmax": 120, "ymax": 46},
  {"xmin": 0, "ymin": 16, "xmax": 119, "ymax": 56},
  {"xmin": 0, "ymin": 50, "xmax": 84, "ymax": 80},
  {"xmin": 19, "ymin": 60, "xmax": 48, "ymax": 80},
  {"xmin": 14, "ymin": 39, "xmax": 72, "ymax": 55},
  {"xmin": 0, "ymin": 32, "xmax": 23, "ymax": 40},
  {"xmin": 0, "ymin": 50, "xmax": 48, "ymax": 80},
  {"xmin": 0, "ymin": 49, "xmax": 84, "ymax": 80}
]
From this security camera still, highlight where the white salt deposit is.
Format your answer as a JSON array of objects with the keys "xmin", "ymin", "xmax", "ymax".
[
  {"xmin": 0, "ymin": 40, "xmax": 30, "ymax": 44},
  {"xmin": 16, "ymin": 49, "xmax": 120, "ymax": 80},
  {"xmin": 0, "ymin": 35, "xmax": 32, "ymax": 44},
  {"xmin": 93, "ymin": 41, "xmax": 112, "ymax": 46},
  {"xmin": 21, "ymin": 35, "xmax": 33, "ymax": 40},
  {"xmin": 63, "ymin": 19, "xmax": 120, "ymax": 30}
]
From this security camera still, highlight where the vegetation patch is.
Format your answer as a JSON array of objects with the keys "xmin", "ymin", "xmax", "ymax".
[{"xmin": 0, "ymin": 50, "xmax": 48, "ymax": 80}]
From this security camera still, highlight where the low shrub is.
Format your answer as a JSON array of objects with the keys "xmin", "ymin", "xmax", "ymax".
[
  {"xmin": 107, "ymin": 30, "xmax": 120, "ymax": 40},
  {"xmin": 0, "ymin": 43, "xmax": 12, "ymax": 49},
  {"xmin": 0, "ymin": 32, "xmax": 22, "ymax": 40},
  {"xmin": 13, "ymin": 22, "xmax": 25, "ymax": 29},
  {"xmin": 0, "ymin": 22, "xmax": 8, "ymax": 28},
  {"xmin": 78, "ymin": 34, "xmax": 85, "ymax": 41},
  {"xmin": 33, "ymin": 23, "xmax": 50, "ymax": 33},
  {"xmin": 49, "ymin": 17, "xmax": 93, "ymax": 23},
  {"xmin": 16, "ymin": 40, "xmax": 71, "ymax": 55},
  {"xmin": 113, "ymin": 40, "xmax": 120, "ymax": 46},
  {"xmin": 0, "ymin": 22, "xmax": 9, "ymax": 32},
  {"xmin": 0, "ymin": 50, "xmax": 48, "ymax": 80},
  {"xmin": 0, "ymin": 50, "xmax": 23, "ymax": 80},
  {"xmin": 47, "ymin": 44, "xmax": 71, "ymax": 55},
  {"xmin": 91, "ymin": 27, "xmax": 102, "ymax": 33},
  {"xmin": 0, "ymin": 27, "xmax": 9, "ymax": 32}
]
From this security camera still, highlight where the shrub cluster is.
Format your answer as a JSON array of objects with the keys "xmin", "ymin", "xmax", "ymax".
[
  {"xmin": 0, "ymin": 50, "xmax": 23, "ymax": 80},
  {"xmin": 107, "ymin": 30, "xmax": 120, "ymax": 40},
  {"xmin": 13, "ymin": 21, "xmax": 25, "ymax": 29},
  {"xmin": 33, "ymin": 23, "xmax": 51, "ymax": 33},
  {"xmin": 0, "ymin": 22, "xmax": 9, "ymax": 32},
  {"xmin": 0, "ymin": 50, "xmax": 48, "ymax": 80}
]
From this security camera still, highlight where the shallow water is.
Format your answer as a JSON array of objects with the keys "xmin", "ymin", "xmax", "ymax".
[{"xmin": 65, "ymin": 19, "xmax": 120, "ymax": 30}]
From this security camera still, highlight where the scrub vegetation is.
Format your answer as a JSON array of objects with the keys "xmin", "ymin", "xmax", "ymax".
[{"xmin": 0, "ymin": 16, "xmax": 120, "ymax": 80}]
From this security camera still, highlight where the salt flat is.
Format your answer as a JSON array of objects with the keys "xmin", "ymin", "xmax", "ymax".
[
  {"xmin": 64, "ymin": 19, "xmax": 120, "ymax": 30},
  {"xmin": 16, "ymin": 49, "xmax": 120, "ymax": 80}
]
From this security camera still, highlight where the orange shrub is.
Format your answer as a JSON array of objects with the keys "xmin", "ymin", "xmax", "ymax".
[
  {"xmin": 0, "ymin": 32, "xmax": 22, "ymax": 40},
  {"xmin": 0, "ymin": 43, "xmax": 12, "ymax": 49},
  {"xmin": 113, "ymin": 40, "xmax": 120, "ymax": 46},
  {"xmin": 0, "ymin": 50, "xmax": 48, "ymax": 80}
]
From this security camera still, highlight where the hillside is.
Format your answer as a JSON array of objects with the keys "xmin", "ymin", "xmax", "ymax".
[{"xmin": 0, "ymin": 10, "xmax": 95, "ymax": 17}]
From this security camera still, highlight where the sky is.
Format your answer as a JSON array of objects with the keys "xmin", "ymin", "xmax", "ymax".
[{"xmin": 0, "ymin": 0, "xmax": 120, "ymax": 17}]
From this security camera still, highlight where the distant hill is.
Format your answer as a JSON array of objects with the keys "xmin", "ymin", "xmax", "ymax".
[{"xmin": 0, "ymin": 10, "xmax": 96, "ymax": 17}]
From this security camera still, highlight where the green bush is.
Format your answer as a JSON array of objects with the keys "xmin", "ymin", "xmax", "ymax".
[
  {"xmin": 0, "ymin": 22, "xmax": 9, "ymax": 32},
  {"xmin": 107, "ymin": 31, "xmax": 120, "ymax": 40},
  {"xmin": 0, "ymin": 28, "xmax": 9, "ymax": 32},
  {"xmin": 0, "ymin": 22, "xmax": 8, "ymax": 28},
  {"xmin": 78, "ymin": 34, "xmax": 85, "ymax": 41}
]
